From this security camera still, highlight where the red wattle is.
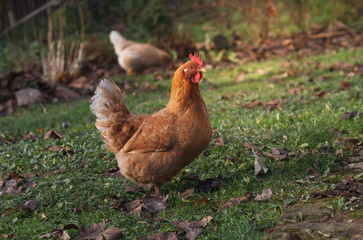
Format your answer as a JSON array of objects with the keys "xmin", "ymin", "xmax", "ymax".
[{"xmin": 191, "ymin": 72, "xmax": 203, "ymax": 83}]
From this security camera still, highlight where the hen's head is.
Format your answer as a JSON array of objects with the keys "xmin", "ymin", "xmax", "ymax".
[{"xmin": 183, "ymin": 52, "xmax": 206, "ymax": 83}]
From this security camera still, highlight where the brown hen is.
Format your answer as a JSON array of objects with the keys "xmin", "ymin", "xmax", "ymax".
[{"xmin": 90, "ymin": 53, "xmax": 211, "ymax": 195}]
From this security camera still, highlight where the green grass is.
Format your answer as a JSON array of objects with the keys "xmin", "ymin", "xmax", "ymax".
[{"xmin": 1, "ymin": 47, "xmax": 362, "ymax": 239}]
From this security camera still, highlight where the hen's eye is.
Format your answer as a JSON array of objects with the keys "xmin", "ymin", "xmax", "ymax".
[{"xmin": 190, "ymin": 66, "xmax": 193, "ymax": 69}]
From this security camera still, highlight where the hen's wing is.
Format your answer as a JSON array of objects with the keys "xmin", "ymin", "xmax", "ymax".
[
  {"xmin": 103, "ymin": 113, "xmax": 147, "ymax": 153},
  {"xmin": 122, "ymin": 113, "xmax": 177, "ymax": 153}
]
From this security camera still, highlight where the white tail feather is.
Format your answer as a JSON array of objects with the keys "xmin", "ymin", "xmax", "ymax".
[
  {"xmin": 91, "ymin": 79, "xmax": 126, "ymax": 139},
  {"xmin": 109, "ymin": 30, "xmax": 125, "ymax": 45},
  {"xmin": 90, "ymin": 79, "xmax": 123, "ymax": 116}
]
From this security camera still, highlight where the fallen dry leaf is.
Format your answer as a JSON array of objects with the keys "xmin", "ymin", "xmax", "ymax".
[
  {"xmin": 342, "ymin": 111, "xmax": 362, "ymax": 119},
  {"xmin": 126, "ymin": 195, "xmax": 169, "ymax": 217},
  {"xmin": 243, "ymin": 99, "xmax": 263, "ymax": 109},
  {"xmin": 185, "ymin": 228, "xmax": 202, "ymax": 240},
  {"xmin": 289, "ymin": 86, "xmax": 304, "ymax": 95},
  {"xmin": 346, "ymin": 71, "xmax": 355, "ymax": 79},
  {"xmin": 222, "ymin": 93, "xmax": 234, "ymax": 100},
  {"xmin": 73, "ymin": 203, "xmax": 88, "ymax": 214},
  {"xmin": 219, "ymin": 197, "xmax": 248, "ymax": 210},
  {"xmin": 0, "ymin": 172, "xmax": 36, "ymax": 196},
  {"xmin": 263, "ymin": 147, "xmax": 290, "ymax": 161},
  {"xmin": 183, "ymin": 172, "xmax": 200, "ymax": 181},
  {"xmin": 336, "ymin": 137, "xmax": 360, "ymax": 145},
  {"xmin": 272, "ymin": 147, "xmax": 289, "ymax": 159},
  {"xmin": 109, "ymin": 195, "xmax": 127, "ymax": 212},
  {"xmin": 36, "ymin": 128, "xmax": 45, "ymax": 133},
  {"xmin": 5, "ymin": 208, "xmax": 14, "ymax": 216},
  {"xmin": 305, "ymin": 167, "xmax": 321, "ymax": 180},
  {"xmin": 243, "ymin": 142, "xmax": 259, "ymax": 151},
  {"xmin": 22, "ymin": 200, "xmax": 37, "ymax": 211},
  {"xmin": 333, "ymin": 127, "xmax": 349, "ymax": 135},
  {"xmin": 335, "ymin": 149, "xmax": 343, "ymax": 157},
  {"xmin": 236, "ymin": 72, "xmax": 245, "ymax": 83},
  {"xmin": 141, "ymin": 195, "xmax": 169, "ymax": 213},
  {"xmin": 180, "ymin": 188, "xmax": 195, "ymax": 199},
  {"xmin": 150, "ymin": 83, "xmax": 158, "ymax": 91},
  {"xmin": 264, "ymin": 99, "xmax": 282, "ymax": 110},
  {"xmin": 1, "ymin": 232, "xmax": 15, "ymax": 239},
  {"xmin": 22, "ymin": 131, "xmax": 37, "ymax": 141},
  {"xmin": 254, "ymin": 188, "xmax": 272, "ymax": 201},
  {"xmin": 254, "ymin": 154, "xmax": 268, "ymax": 175},
  {"xmin": 314, "ymin": 91, "xmax": 327, "ymax": 98},
  {"xmin": 80, "ymin": 221, "xmax": 106, "ymax": 239},
  {"xmin": 213, "ymin": 137, "xmax": 224, "ymax": 147},
  {"xmin": 195, "ymin": 177, "xmax": 221, "ymax": 193},
  {"xmin": 224, "ymin": 156, "xmax": 241, "ymax": 163},
  {"xmin": 6, "ymin": 186, "xmax": 22, "ymax": 196},
  {"xmin": 243, "ymin": 99, "xmax": 282, "ymax": 110},
  {"xmin": 47, "ymin": 146, "xmax": 62, "ymax": 152},
  {"xmin": 173, "ymin": 216, "xmax": 212, "ymax": 240},
  {"xmin": 96, "ymin": 225, "xmax": 123, "ymax": 240},
  {"xmin": 139, "ymin": 232, "xmax": 179, "ymax": 240},
  {"xmin": 44, "ymin": 130, "xmax": 64, "ymax": 140},
  {"xmin": 341, "ymin": 80, "xmax": 350, "ymax": 89},
  {"xmin": 193, "ymin": 196, "xmax": 209, "ymax": 206},
  {"xmin": 128, "ymin": 203, "xmax": 145, "ymax": 217},
  {"xmin": 40, "ymin": 224, "xmax": 79, "ymax": 240}
]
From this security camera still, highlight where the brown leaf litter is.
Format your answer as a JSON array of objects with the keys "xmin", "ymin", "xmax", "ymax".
[
  {"xmin": 180, "ymin": 188, "xmax": 195, "ymax": 199},
  {"xmin": 138, "ymin": 232, "xmax": 179, "ymax": 240},
  {"xmin": 79, "ymin": 221, "xmax": 123, "ymax": 240},
  {"xmin": 254, "ymin": 188, "xmax": 273, "ymax": 201},
  {"xmin": 219, "ymin": 196, "xmax": 249, "ymax": 210},
  {"xmin": 21, "ymin": 200, "xmax": 37, "ymax": 212},
  {"xmin": 213, "ymin": 137, "xmax": 225, "ymax": 147},
  {"xmin": 172, "ymin": 216, "xmax": 213, "ymax": 240},
  {"xmin": 40, "ymin": 224, "xmax": 79, "ymax": 240},
  {"xmin": 342, "ymin": 111, "xmax": 362, "ymax": 119},
  {"xmin": 263, "ymin": 147, "xmax": 292, "ymax": 161},
  {"xmin": 44, "ymin": 130, "xmax": 64, "ymax": 140},
  {"xmin": 126, "ymin": 195, "xmax": 169, "ymax": 217},
  {"xmin": 0, "ymin": 172, "xmax": 35, "ymax": 196},
  {"xmin": 243, "ymin": 99, "xmax": 282, "ymax": 110}
]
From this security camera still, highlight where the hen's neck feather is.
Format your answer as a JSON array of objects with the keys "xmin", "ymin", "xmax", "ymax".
[{"xmin": 166, "ymin": 64, "xmax": 202, "ymax": 113}]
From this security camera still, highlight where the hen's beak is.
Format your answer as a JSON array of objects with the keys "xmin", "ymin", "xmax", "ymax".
[{"xmin": 198, "ymin": 68, "xmax": 206, "ymax": 73}]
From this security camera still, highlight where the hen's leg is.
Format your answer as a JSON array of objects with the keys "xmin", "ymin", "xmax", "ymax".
[
  {"xmin": 127, "ymin": 69, "xmax": 133, "ymax": 76},
  {"xmin": 154, "ymin": 185, "xmax": 161, "ymax": 196}
]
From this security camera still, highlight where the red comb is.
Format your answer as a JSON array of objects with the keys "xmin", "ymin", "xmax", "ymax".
[{"xmin": 189, "ymin": 52, "xmax": 204, "ymax": 68}]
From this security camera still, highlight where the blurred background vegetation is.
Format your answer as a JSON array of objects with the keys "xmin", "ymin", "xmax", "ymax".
[{"xmin": 1, "ymin": 0, "xmax": 363, "ymax": 79}]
